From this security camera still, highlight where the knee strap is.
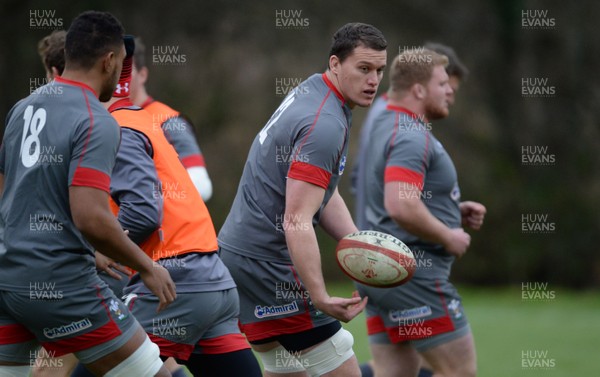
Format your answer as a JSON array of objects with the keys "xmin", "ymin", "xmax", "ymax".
[{"xmin": 104, "ymin": 336, "xmax": 163, "ymax": 377}]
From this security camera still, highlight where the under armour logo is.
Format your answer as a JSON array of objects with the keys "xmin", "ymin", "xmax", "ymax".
[{"xmin": 115, "ymin": 82, "xmax": 129, "ymax": 94}]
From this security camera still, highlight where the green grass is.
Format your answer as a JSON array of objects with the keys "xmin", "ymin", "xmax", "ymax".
[{"xmin": 329, "ymin": 282, "xmax": 600, "ymax": 377}]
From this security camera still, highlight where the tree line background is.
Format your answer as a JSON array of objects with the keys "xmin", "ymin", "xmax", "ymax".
[{"xmin": 1, "ymin": 0, "xmax": 599, "ymax": 288}]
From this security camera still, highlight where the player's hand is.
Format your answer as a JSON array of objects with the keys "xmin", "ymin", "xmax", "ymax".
[
  {"xmin": 95, "ymin": 251, "xmax": 130, "ymax": 280},
  {"xmin": 313, "ymin": 290, "xmax": 367, "ymax": 323},
  {"xmin": 460, "ymin": 201, "xmax": 487, "ymax": 230},
  {"xmin": 138, "ymin": 264, "xmax": 177, "ymax": 313},
  {"xmin": 443, "ymin": 228, "xmax": 471, "ymax": 258}
]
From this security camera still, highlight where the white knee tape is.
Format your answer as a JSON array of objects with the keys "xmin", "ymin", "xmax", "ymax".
[
  {"xmin": 258, "ymin": 344, "xmax": 306, "ymax": 373},
  {"xmin": 0, "ymin": 365, "xmax": 31, "ymax": 377},
  {"xmin": 299, "ymin": 328, "xmax": 355, "ymax": 377},
  {"xmin": 104, "ymin": 336, "xmax": 163, "ymax": 377}
]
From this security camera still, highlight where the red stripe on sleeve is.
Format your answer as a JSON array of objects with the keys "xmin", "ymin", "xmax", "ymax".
[
  {"xmin": 71, "ymin": 167, "xmax": 111, "ymax": 192},
  {"xmin": 288, "ymin": 161, "xmax": 331, "ymax": 189},
  {"xmin": 181, "ymin": 154, "xmax": 205, "ymax": 168},
  {"xmin": 384, "ymin": 166, "xmax": 424, "ymax": 186}
]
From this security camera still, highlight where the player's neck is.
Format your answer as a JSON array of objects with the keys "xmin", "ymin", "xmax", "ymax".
[
  {"xmin": 132, "ymin": 88, "xmax": 150, "ymax": 107},
  {"xmin": 387, "ymin": 94, "xmax": 423, "ymax": 116},
  {"xmin": 60, "ymin": 69, "xmax": 103, "ymax": 97}
]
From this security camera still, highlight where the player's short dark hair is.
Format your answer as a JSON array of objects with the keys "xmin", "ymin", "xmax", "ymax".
[
  {"xmin": 133, "ymin": 36, "xmax": 146, "ymax": 69},
  {"xmin": 424, "ymin": 42, "xmax": 469, "ymax": 80},
  {"xmin": 329, "ymin": 23, "xmax": 387, "ymax": 64},
  {"xmin": 65, "ymin": 11, "xmax": 124, "ymax": 70},
  {"xmin": 38, "ymin": 30, "xmax": 66, "ymax": 75}
]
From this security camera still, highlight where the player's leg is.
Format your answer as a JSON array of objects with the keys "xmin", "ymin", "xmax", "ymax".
[
  {"xmin": 419, "ymin": 331, "xmax": 476, "ymax": 377},
  {"xmin": 181, "ymin": 287, "xmax": 261, "ymax": 377},
  {"xmin": 80, "ymin": 326, "xmax": 169, "ymax": 376},
  {"xmin": 221, "ymin": 249, "xmax": 361, "ymax": 376},
  {"xmin": 30, "ymin": 349, "xmax": 78, "ymax": 377},
  {"xmin": 371, "ymin": 342, "xmax": 420, "ymax": 377},
  {"xmin": 69, "ymin": 267, "xmax": 132, "ymax": 377}
]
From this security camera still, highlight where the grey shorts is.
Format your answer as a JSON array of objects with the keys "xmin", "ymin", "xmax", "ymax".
[
  {"xmin": 356, "ymin": 275, "xmax": 470, "ymax": 352},
  {"xmin": 219, "ymin": 248, "xmax": 337, "ymax": 342},
  {"xmin": 0, "ymin": 275, "xmax": 139, "ymax": 364},
  {"xmin": 123, "ymin": 287, "xmax": 250, "ymax": 360}
]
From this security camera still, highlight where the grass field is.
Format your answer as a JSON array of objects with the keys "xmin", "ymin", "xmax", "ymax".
[
  {"xmin": 172, "ymin": 282, "xmax": 600, "ymax": 376},
  {"xmin": 329, "ymin": 282, "xmax": 600, "ymax": 377}
]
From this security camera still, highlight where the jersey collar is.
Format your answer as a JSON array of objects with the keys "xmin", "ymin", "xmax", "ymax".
[
  {"xmin": 54, "ymin": 76, "xmax": 97, "ymax": 96},
  {"xmin": 108, "ymin": 98, "xmax": 136, "ymax": 113},
  {"xmin": 386, "ymin": 104, "xmax": 427, "ymax": 122},
  {"xmin": 321, "ymin": 73, "xmax": 345, "ymax": 104}
]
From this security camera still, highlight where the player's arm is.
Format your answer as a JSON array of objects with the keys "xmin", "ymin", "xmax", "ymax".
[
  {"xmin": 110, "ymin": 128, "xmax": 162, "ymax": 244},
  {"xmin": 163, "ymin": 115, "xmax": 213, "ymax": 201},
  {"xmin": 285, "ymin": 178, "xmax": 366, "ymax": 322},
  {"xmin": 385, "ymin": 181, "xmax": 470, "ymax": 257},
  {"xmin": 70, "ymin": 186, "xmax": 175, "ymax": 311},
  {"xmin": 70, "ymin": 114, "xmax": 174, "ymax": 311},
  {"xmin": 319, "ymin": 187, "xmax": 358, "ymax": 241}
]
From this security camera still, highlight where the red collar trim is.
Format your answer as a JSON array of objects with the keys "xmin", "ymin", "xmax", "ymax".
[
  {"xmin": 321, "ymin": 73, "xmax": 345, "ymax": 104},
  {"xmin": 108, "ymin": 98, "xmax": 135, "ymax": 113},
  {"xmin": 386, "ymin": 104, "xmax": 426, "ymax": 121},
  {"xmin": 54, "ymin": 76, "xmax": 97, "ymax": 96},
  {"xmin": 140, "ymin": 96, "xmax": 154, "ymax": 108}
]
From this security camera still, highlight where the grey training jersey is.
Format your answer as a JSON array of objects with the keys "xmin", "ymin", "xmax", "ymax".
[
  {"xmin": 362, "ymin": 104, "xmax": 461, "ymax": 275},
  {"xmin": 219, "ymin": 73, "xmax": 352, "ymax": 263},
  {"xmin": 352, "ymin": 94, "xmax": 387, "ymax": 229},
  {"xmin": 0, "ymin": 77, "xmax": 120, "ymax": 292}
]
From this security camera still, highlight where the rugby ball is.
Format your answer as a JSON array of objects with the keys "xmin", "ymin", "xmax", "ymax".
[{"xmin": 336, "ymin": 231, "xmax": 415, "ymax": 288}]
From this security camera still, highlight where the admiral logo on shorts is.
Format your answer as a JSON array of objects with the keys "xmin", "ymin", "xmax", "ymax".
[
  {"xmin": 254, "ymin": 301, "xmax": 299, "ymax": 318},
  {"xmin": 389, "ymin": 305, "xmax": 432, "ymax": 322},
  {"xmin": 43, "ymin": 318, "xmax": 92, "ymax": 339}
]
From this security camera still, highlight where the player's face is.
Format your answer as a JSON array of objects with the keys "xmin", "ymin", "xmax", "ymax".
[
  {"xmin": 424, "ymin": 65, "xmax": 453, "ymax": 120},
  {"xmin": 99, "ymin": 44, "xmax": 126, "ymax": 102},
  {"xmin": 447, "ymin": 75, "xmax": 461, "ymax": 106},
  {"xmin": 334, "ymin": 45, "xmax": 387, "ymax": 108}
]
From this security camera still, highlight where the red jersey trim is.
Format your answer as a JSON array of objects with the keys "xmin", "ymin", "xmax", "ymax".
[
  {"xmin": 108, "ymin": 98, "xmax": 136, "ymax": 113},
  {"xmin": 147, "ymin": 333, "xmax": 195, "ymax": 360},
  {"xmin": 181, "ymin": 154, "xmax": 206, "ymax": 168},
  {"xmin": 384, "ymin": 166, "xmax": 424, "ymax": 186},
  {"xmin": 321, "ymin": 73, "xmax": 345, "ymax": 104},
  {"xmin": 241, "ymin": 312, "xmax": 314, "ymax": 342},
  {"xmin": 366, "ymin": 313, "xmax": 455, "ymax": 342},
  {"xmin": 288, "ymin": 161, "xmax": 331, "ymax": 189},
  {"xmin": 0, "ymin": 323, "xmax": 36, "ymax": 344},
  {"xmin": 386, "ymin": 104, "xmax": 424, "ymax": 121},
  {"xmin": 54, "ymin": 76, "xmax": 97, "ymax": 96},
  {"xmin": 197, "ymin": 333, "xmax": 251, "ymax": 354},
  {"xmin": 71, "ymin": 167, "xmax": 111, "ymax": 192},
  {"xmin": 41, "ymin": 320, "xmax": 122, "ymax": 356}
]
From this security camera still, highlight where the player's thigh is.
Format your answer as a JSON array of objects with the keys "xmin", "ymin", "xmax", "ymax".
[
  {"xmin": 370, "ymin": 342, "xmax": 420, "ymax": 377},
  {"xmin": 126, "ymin": 288, "xmax": 245, "ymax": 360},
  {"xmin": 420, "ymin": 331, "xmax": 476, "ymax": 377},
  {"xmin": 30, "ymin": 350, "xmax": 78, "ymax": 377}
]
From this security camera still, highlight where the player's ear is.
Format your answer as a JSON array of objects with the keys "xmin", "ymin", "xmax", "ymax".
[
  {"xmin": 102, "ymin": 50, "xmax": 116, "ymax": 74},
  {"xmin": 50, "ymin": 67, "xmax": 60, "ymax": 79},
  {"xmin": 413, "ymin": 83, "xmax": 426, "ymax": 100},
  {"xmin": 329, "ymin": 55, "xmax": 340, "ymax": 75},
  {"xmin": 139, "ymin": 66, "xmax": 149, "ymax": 85}
]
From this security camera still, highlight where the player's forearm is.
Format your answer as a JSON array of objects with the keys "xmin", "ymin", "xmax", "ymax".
[
  {"xmin": 319, "ymin": 189, "xmax": 358, "ymax": 241},
  {"xmin": 388, "ymin": 198, "xmax": 452, "ymax": 246},
  {"xmin": 76, "ymin": 207, "xmax": 155, "ymax": 274},
  {"xmin": 285, "ymin": 226, "xmax": 329, "ymax": 305}
]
